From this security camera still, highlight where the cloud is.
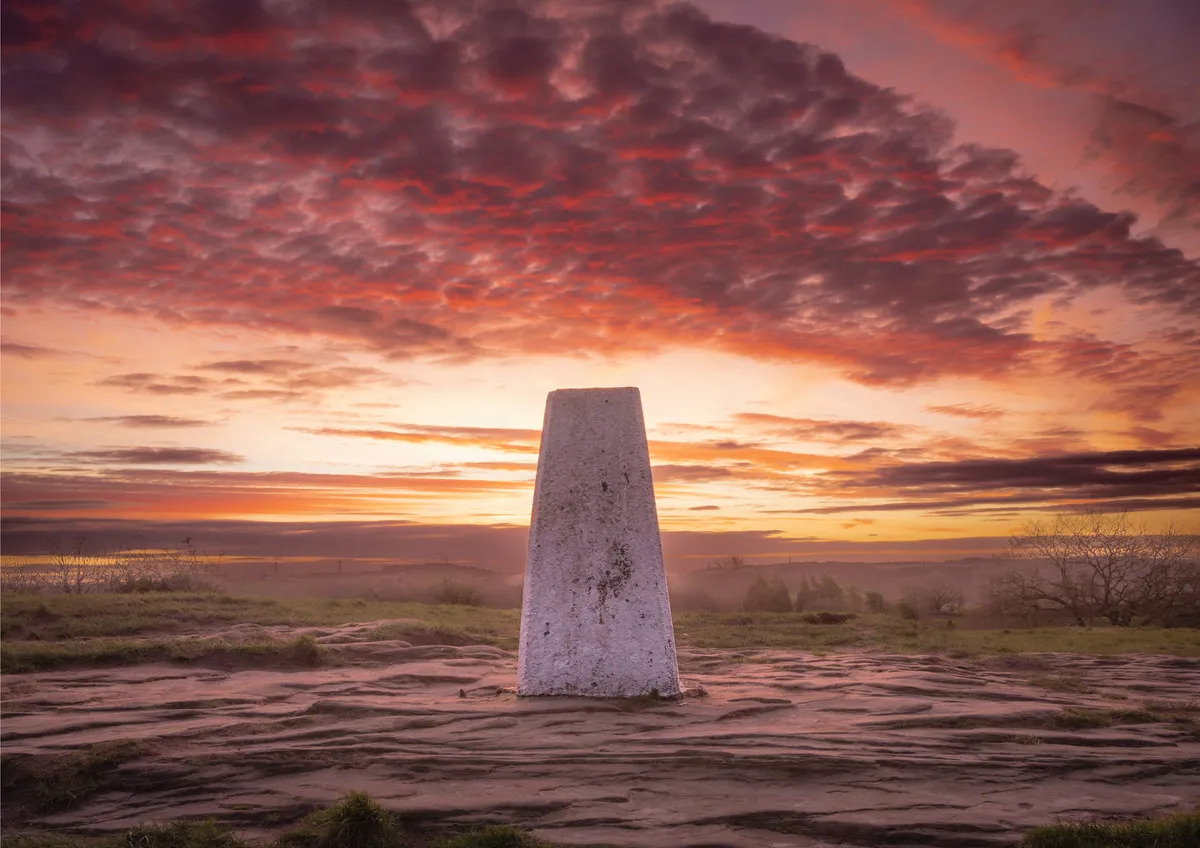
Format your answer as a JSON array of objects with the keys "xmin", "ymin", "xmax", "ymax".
[
  {"xmin": 1, "ymin": 339, "xmax": 66, "ymax": 359},
  {"xmin": 298, "ymin": 423, "xmax": 542, "ymax": 453},
  {"xmin": 2, "ymin": 0, "xmax": 1196, "ymax": 394},
  {"xmin": 86, "ymin": 415, "xmax": 213, "ymax": 428},
  {"xmin": 0, "ymin": 514, "xmax": 1012, "ymax": 567},
  {"xmin": 198, "ymin": 359, "xmax": 304, "ymax": 376},
  {"xmin": 0, "ymin": 466, "xmax": 542, "ymax": 521},
  {"xmin": 97, "ymin": 373, "xmax": 214, "ymax": 395},
  {"xmin": 734, "ymin": 413, "xmax": 907, "ymax": 442},
  {"xmin": 924, "ymin": 403, "xmax": 1004, "ymax": 419},
  {"xmin": 65, "ymin": 447, "xmax": 244, "ymax": 465},
  {"xmin": 886, "ymin": 0, "xmax": 1200, "ymax": 250},
  {"xmin": 95, "ymin": 359, "xmax": 390, "ymax": 404},
  {"xmin": 652, "ymin": 464, "xmax": 736, "ymax": 483},
  {"xmin": 805, "ymin": 446, "xmax": 1200, "ymax": 513}
]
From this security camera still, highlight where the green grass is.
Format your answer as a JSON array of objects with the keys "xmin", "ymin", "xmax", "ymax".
[
  {"xmin": 0, "ymin": 740, "xmax": 150, "ymax": 813},
  {"xmin": 4, "ymin": 593, "xmax": 1199, "ymax": 674},
  {"xmin": 1021, "ymin": 809, "xmax": 1200, "ymax": 847},
  {"xmin": 0, "ymin": 593, "xmax": 520, "ymax": 646},
  {"xmin": 0, "ymin": 633, "xmax": 329, "ymax": 674},
  {"xmin": 674, "ymin": 611, "xmax": 1200, "ymax": 656}
]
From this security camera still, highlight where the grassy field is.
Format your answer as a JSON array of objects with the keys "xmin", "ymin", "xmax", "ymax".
[{"xmin": 2, "ymin": 591, "xmax": 1199, "ymax": 673}]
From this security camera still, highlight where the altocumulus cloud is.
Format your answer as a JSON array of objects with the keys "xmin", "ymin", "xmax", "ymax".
[
  {"xmin": 2, "ymin": 0, "xmax": 1197, "ymax": 392},
  {"xmin": 66, "ymin": 447, "xmax": 244, "ymax": 465}
]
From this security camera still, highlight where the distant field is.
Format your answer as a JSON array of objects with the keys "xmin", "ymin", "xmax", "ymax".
[{"xmin": 3, "ymin": 591, "xmax": 1198, "ymax": 673}]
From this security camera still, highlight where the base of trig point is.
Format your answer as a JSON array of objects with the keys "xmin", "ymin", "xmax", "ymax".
[{"xmin": 517, "ymin": 387, "xmax": 681, "ymax": 697}]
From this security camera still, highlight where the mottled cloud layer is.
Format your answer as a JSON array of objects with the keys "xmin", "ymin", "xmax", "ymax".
[
  {"xmin": 3, "ymin": 0, "xmax": 1197, "ymax": 395},
  {"xmin": 884, "ymin": 0, "xmax": 1200, "ymax": 250}
]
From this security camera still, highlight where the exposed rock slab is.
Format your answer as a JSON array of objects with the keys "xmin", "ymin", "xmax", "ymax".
[{"xmin": 2, "ymin": 640, "xmax": 1198, "ymax": 847}]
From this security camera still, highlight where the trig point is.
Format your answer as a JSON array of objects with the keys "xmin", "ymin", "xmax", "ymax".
[{"xmin": 517, "ymin": 387, "xmax": 681, "ymax": 697}]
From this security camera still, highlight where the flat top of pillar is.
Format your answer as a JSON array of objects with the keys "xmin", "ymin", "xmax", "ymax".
[{"xmin": 548, "ymin": 386, "xmax": 640, "ymax": 397}]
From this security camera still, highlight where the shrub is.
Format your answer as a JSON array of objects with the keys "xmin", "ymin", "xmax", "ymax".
[
  {"xmin": 897, "ymin": 601, "xmax": 920, "ymax": 621},
  {"xmin": 801, "ymin": 612, "xmax": 856, "ymax": 625},
  {"xmin": 433, "ymin": 579, "xmax": 482, "ymax": 607},
  {"xmin": 742, "ymin": 576, "xmax": 792, "ymax": 613},
  {"xmin": 865, "ymin": 591, "xmax": 887, "ymax": 614}
]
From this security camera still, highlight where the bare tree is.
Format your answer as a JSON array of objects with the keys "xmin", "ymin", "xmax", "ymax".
[
  {"xmin": 1000, "ymin": 511, "xmax": 1198, "ymax": 626},
  {"xmin": 48, "ymin": 535, "xmax": 102, "ymax": 594},
  {"xmin": 908, "ymin": 583, "xmax": 965, "ymax": 616}
]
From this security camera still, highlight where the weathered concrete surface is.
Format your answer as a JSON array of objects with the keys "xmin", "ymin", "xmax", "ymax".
[
  {"xmin": 517, "ymin": 387, "xmax": 681, "ymax": 697},
  {"xmin": 3, "ymin": 636, "xmax": 1198, "ymax": 848}
]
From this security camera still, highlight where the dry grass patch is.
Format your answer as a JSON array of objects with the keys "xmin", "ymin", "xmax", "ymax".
[
  {"xmin": 1021, "ymin": 809, "xmax": 1200, "ymax": 847},
  {"xmin": 0, "ymin": 740, "xmax": 150, "ymax": 814}
]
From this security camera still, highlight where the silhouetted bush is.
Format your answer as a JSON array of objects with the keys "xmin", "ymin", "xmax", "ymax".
[
  {"xmin": 801, "ymin": 612, "xmax": 856, "ymax": 625},
  {"xmin": 794, "ymin": 574, "xmax": 846, "ymax": 611},
  {"xmin": 743, "ymin": 576, "xmax": 793, "ymax": 612}
]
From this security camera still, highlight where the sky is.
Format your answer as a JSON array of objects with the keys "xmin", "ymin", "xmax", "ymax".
[{"xmin": 2, "ymin": 0, "xmax": 1198, "ymax": 570}]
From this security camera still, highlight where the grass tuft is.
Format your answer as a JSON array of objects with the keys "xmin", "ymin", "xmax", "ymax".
[
  {"xmin": 437, "ymin": 826, "xmax": 552, "ymax": 848},
  {"xmin": 1020, "ymin": 809, "xmax": 1200, "ymax": 847},
  {"xmin": 278, "ymin": 792, "xmax": 399, "ymax": 848},
  {"xmin": 291, "ymin": 634, "xmax": 324, "ymax": 666},
  {"xmin": 119, "ymin": 820, "xmax": 250, "ymax": 848}
]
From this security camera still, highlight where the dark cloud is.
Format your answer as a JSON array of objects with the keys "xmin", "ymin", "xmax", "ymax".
[
  {"xmin": 66, "ymin": 447, "xmax": 244, "ymax": 465},
  {"xmin": 86, "ymin": 415, "xmax": 213, "ymax": 428},
  {"xmin": 0, "ymin": 514, "xmax": 1011, "ymax": 567},
  {"xmin": 199, "ymin": 359, "xmax": 304, "ymax": 375},
  {"xmin": 3, "ymin": 499, "xmax": 113, "ymax": 511},
  {"xmin": 97, "ymin": 373, "xmax": 213, "ymax": 395},
  {"xmin": 96, "ymin": 360, "xmax": 388, "ymax": 403},
  {"xmin": 1, "ymin": 339, "xmax": 65, "ymax": 358},
  {"xmin": 652, "ymin": 464, "xmax": 735, "ymax": 483},
  {"xmin": 2, "ymin": 0, "xmax": 1195, "ymax": 393},
  {"xmin": 806, "ymin": 446, "xmax": 1200, "ymax": 513},
  {"xmin": 734, "ymin": 413, "xmax": 906, "ymax": 442}
]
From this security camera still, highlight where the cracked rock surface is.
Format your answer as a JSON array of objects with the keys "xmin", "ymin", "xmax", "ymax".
[{"xmin": 3, "ymin": 632, "xmax": 1198, "ymax": 847}]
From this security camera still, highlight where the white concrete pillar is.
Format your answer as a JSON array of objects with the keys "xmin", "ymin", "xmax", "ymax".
[{"xmin": 517, "ymin": 387, "xmax": 681, "ymax": 697}]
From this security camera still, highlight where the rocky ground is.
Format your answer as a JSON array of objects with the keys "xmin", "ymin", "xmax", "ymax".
[{"xmin": 3, "ymin": 622, "xmax": 1198, "ymax": 847}]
